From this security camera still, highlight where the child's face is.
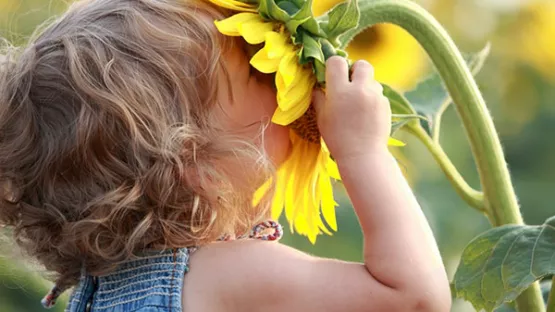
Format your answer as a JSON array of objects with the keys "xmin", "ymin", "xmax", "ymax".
[{"xmin": 215, "ymin": 39, "xmax": 291, "ymax": 166}]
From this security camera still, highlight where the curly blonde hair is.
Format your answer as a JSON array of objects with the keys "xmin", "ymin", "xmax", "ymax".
[{"xmin": 0, "ymin": 0, "xmax": 273, "ymax": 290}]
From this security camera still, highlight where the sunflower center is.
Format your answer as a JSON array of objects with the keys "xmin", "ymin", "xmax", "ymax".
[
  {"xmin": 290, "ymin": 105, "xmax": 320, "ymax": 144},
  {"xmin": 347, "ymin": 26, "xmax": 383, "ymax": 53}
]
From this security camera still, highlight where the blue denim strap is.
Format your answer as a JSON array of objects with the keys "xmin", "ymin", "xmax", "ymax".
[{"xmin": 64, "ymin": 268, "xmax": 96, "ymax": 312}]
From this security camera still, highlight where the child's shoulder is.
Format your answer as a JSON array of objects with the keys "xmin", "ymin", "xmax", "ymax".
[{"xmin": 182, "ymin": 239, "xmax": 312, "ymax": 311}]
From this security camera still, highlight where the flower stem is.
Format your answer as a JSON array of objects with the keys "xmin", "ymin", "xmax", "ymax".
[
  {"xmin": 432, "ymin": 98, "xmax": 451, "ymax": 143},
  {"xmin": 408, "ymin": 125, "xmax": 484, "ymax": 212},
  {"xmin": 547, "ymin": 276, "xmax": 555, "ymax": 312},
  {"xmin": 348, "ymin": 0, "xmax": 545, "ymax": 311}
]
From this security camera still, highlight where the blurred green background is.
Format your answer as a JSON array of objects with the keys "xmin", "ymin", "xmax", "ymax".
[{"xmin": 1, "ymin": 0, "xmax": 554, "ymax": 311}]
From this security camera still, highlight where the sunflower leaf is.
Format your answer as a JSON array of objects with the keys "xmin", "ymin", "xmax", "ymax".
[
  {"xmin": 404, "ymin": 43, "xmax": 491, "ymax": 135},
  {"xmin": 259, "ymin": 0, "xmax": 291, "ymax": 22},
  {"xmin": 300, "ymin": 32, "xmax": 325, "ymax": 64},
  {"xmin": 286, "ymin": 17, "xmax": 311, "ymax": 36},
  {"xmin": 284, "ymin": 0, "xmax": 314, "ymax": 35},
  {"xmin": 321, "ymin": 0, "xmax": 360, "ymax": 46},
  {"xmin": 277, "ymin": 1, "xmax": 300, "ymax": 15},
  {"xmin": 452, "ymin": 215, "xmax": 555, "ymax": 312},
  {"xmin": 391, "ymin": 115, "xmax": 421, "ymax": 135},
  {"xmin": 383, "ymin": 84, "xmax": 416, "ymax": 114},
  {"xmin": 314, "ymin": 59, "xmax": 326, "ymax": 83},
  {"xmin": 302, "ymin": 18, "xmax": 326, "ymax": 36}
]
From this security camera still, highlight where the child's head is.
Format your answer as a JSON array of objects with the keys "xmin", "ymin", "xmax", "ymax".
[{"xmin": 0, "ymin": 0, "xmax": 289, "ymax": 288}]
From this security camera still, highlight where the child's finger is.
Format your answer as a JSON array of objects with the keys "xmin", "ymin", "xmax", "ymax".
[
  {"xmin": 312, "ymin": 89, "xmax": 326, "ymax": 117},
  {"xmin": 325, "ymin": 56, "xmax": 349, "ymax": 86},
  {"xmin": 350, "ymin": 60, "xmax": 374, "ymax": 85},
  {"xmin": 370, "ymin": 81, "xmax": 384, "ymax": 95}
]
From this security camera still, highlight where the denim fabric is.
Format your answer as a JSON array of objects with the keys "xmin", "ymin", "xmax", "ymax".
[{"xmin": 65, "ymin": 248, "xmax": 192, "ymax": 312}]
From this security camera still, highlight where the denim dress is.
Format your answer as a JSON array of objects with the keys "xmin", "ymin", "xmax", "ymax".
[
  {"xmin": 65, "ymin": 248, "xmax": 194, "ymax": 312},
  {"xmin": 46, "ymin": 220, "xmax": 283, "ymax": 312}
]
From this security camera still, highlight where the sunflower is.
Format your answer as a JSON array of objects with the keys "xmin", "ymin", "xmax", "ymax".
[
  {"xmin": 312, "ymin": 0, "xmax": 426, "ymax": 91},
  {"xmin": 210, "ymin": 0, "xmax": 404, "ymax": 242},
  {"xmin": 215, "ymin": 12, "xmax": 316, "ymax": 125}
]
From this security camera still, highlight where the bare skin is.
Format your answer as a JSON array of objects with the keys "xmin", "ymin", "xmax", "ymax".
[{"xmin": 182, "ymin": 46, "xmax": 452, "ymax": 311}]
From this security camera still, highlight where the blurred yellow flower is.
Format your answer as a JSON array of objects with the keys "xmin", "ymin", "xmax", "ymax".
[
  {"xmin": 516, "ymin": 1, "xmax": 555, "ymax": 81},
  {"xmin": 313, "ymin": 0, "xmax": 427, "ymax": 91}
]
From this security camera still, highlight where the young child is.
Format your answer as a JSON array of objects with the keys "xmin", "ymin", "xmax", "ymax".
[{"xmin": 0, "ymin": 0, "xmax": 451, "ymax": 311}]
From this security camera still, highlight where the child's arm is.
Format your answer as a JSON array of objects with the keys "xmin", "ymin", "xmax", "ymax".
[
  {"xmin": 318, "ymin": 56, "xmax": 449, "ymax": 303},
  {"xmin": 183, "ymin": 57, "xmax": 451, "ymax": 312}
]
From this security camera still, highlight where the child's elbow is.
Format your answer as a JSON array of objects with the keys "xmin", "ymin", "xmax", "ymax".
[{"xmin": 404, "ymin": 285, "xmax": 452, "ymax": 312}]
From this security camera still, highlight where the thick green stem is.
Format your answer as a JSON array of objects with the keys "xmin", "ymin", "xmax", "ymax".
[
  {"xmin": 347, "ymin": 0, "xmax": 544, "ymax": 311},
  {"xmin": 408, "ymin": 125, "xmax": 484, "ymax": 211},
  {"xmin": 547, "ymin": 277, "xmax": 555, "ymax": 312}
]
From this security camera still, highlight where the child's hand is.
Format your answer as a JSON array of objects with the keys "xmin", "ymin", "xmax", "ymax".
[{"xmin": 313, "ymin": 56, "xmax": 391, "ymax": 160}]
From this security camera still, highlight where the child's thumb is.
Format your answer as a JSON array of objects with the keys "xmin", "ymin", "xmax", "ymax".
[{"xmin": 311, "ymin": 88, "xmax": 326, "ymax": 116}]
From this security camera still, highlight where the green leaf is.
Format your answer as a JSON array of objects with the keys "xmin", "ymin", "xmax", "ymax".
[
  {"xmin": 287, "ymin": 0, "xmax": 304, "ymax": 7},
  {"xmin": 314, "ymin": 59, "xmax": 326, "ymax": 83},
  {"xmin": 286, "ymin": 17, "xmax": 311, "ymax": 36},
  {"xmin": 258, "ymin": 0, "xmax": 291, "ymax": 22},
  {"xmin": 301, "ymin": 18, "xmax": 326, "ymax": 36},
  {"xmin": 382, "ymin": 84, "xmax": 421, "ymax": 133},
  {"xmin": 404, "ymin": 43, "xmax": 491, "ymax": 135},
  {"xmin": 319, "ymin": 38, "xmax": 336, "ymax": 60},
  {"xmin": 322, "ymin": 0, "xmax": 360, "ymax": 46},
  {"xmin": 277, "ymin": 1, "xmax": 300, "ymax": 15},
  {"xmin": 300, "ymin": 32, "xmax": 325, "ymax": 64},
  {"xmin": 453, "ymin": 215, "xmax": 555, "ymax": 312},
  {"xmin": 284, "ymin": 0, "xmax": 313, "ymax": 35},
  {"xmin": 391, "ymin": 114, "xmax": 423, "ymax": 135},
  {"xmin": 383, "ymin": 84, "xmax": 416, "ymax": 115}
]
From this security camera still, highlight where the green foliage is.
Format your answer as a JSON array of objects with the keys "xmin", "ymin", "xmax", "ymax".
[
  {"xmin": 453, "ymin": 216, "xmax": 555, "ymax": 312},
  {"xmin": 319, "ymin": 0, "xmax": 360, "ymax": 46},
  {"xmin": 0, "ymin": 254, "xmax": 66, "ymax": 312},
  {"xmin": 284, "ymin": 0, "xmax": 316, "ymax": 35},
  {"xmin": 375, "ymin": 45, "xmax": 491, "ymax": 138},
  {"xmin": 404, "ymin": 44, "xmax": 491, "ymax": 135},
  {"xmin": 300, "ymin": 31, "xmax": 324, "ymax": 64},
  {"xmin": 259, "ymin": 0, "xmax": 291, "ymax": 22}
]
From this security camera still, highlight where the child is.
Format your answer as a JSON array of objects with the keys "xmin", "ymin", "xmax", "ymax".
[{"xmin": 0, "ymin": 0, "xmax": 451, "ymax": 311}]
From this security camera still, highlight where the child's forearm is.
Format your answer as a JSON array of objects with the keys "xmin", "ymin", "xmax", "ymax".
[{"xmin": 337, "ymin": 149, "xmax": 449, "ymax": 301}]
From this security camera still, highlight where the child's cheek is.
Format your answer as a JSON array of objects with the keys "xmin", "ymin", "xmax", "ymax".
[{"xmin": 264, "ymin": 122, "xmax": 291, "ymax": 166}]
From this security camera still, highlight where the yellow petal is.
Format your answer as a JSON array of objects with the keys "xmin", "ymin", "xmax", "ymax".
[
  {"xmin": 326, "ymin": 157, "xmax": 341, "ymax": 180},
  {"xmin": 277, "ymin": 74, "xmax": 313, "ymax": 111},
  {"xmin": 320, "ymin": 140, "xmax": 341, "ymax": 180},
  {"xmin": 250, "ymin": 48, "xmax": 281, "ymax": 73},
  {"xmin": 264, "ymin": 31, "xmax": 290, "ymax": 59},
  {"xmin": 252, "ymin": 177, "xmax": 272, "ymax": 207},
  {"xmin": 238, "ymin": 21, "xmax": 274, "ymax": 45},
  {"xmin": 310, "ymin": 165, "xmax": 332, "ymax": 236},
  {"xmin": 214, "ymin": 13, "xmax": 261, "ymax": 36},
  {"xmin": 270, "ymin": 170, "xmax": 286, "ymax": 221},
  {"xmin": 319, "ymin": 171, "xmax": 338, "ymax": 231},
  {"xmin": 207, "ymin": 0, "xmax": 257, "ymax": 12},
  {"xmin": 319, "ymin": 222, "xmax": 333, "ymax": 236},
  {"xmin": 272, "ymin": 75, "xmax": 314, "ymax": 125},
  {"xmin": 272, "ymin": 130, "xmax": 340, "ymax": 242},
  {"xmin": 278, "ymin": 51, "xmax": 300, "ymax": 87},
  {"xmin": 272, "ymin": 96, "xmax": 310, "ymax": 125},
  {"xmin": 388, "ymin": 137, "xmax": 406, "ymax": 146}
]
